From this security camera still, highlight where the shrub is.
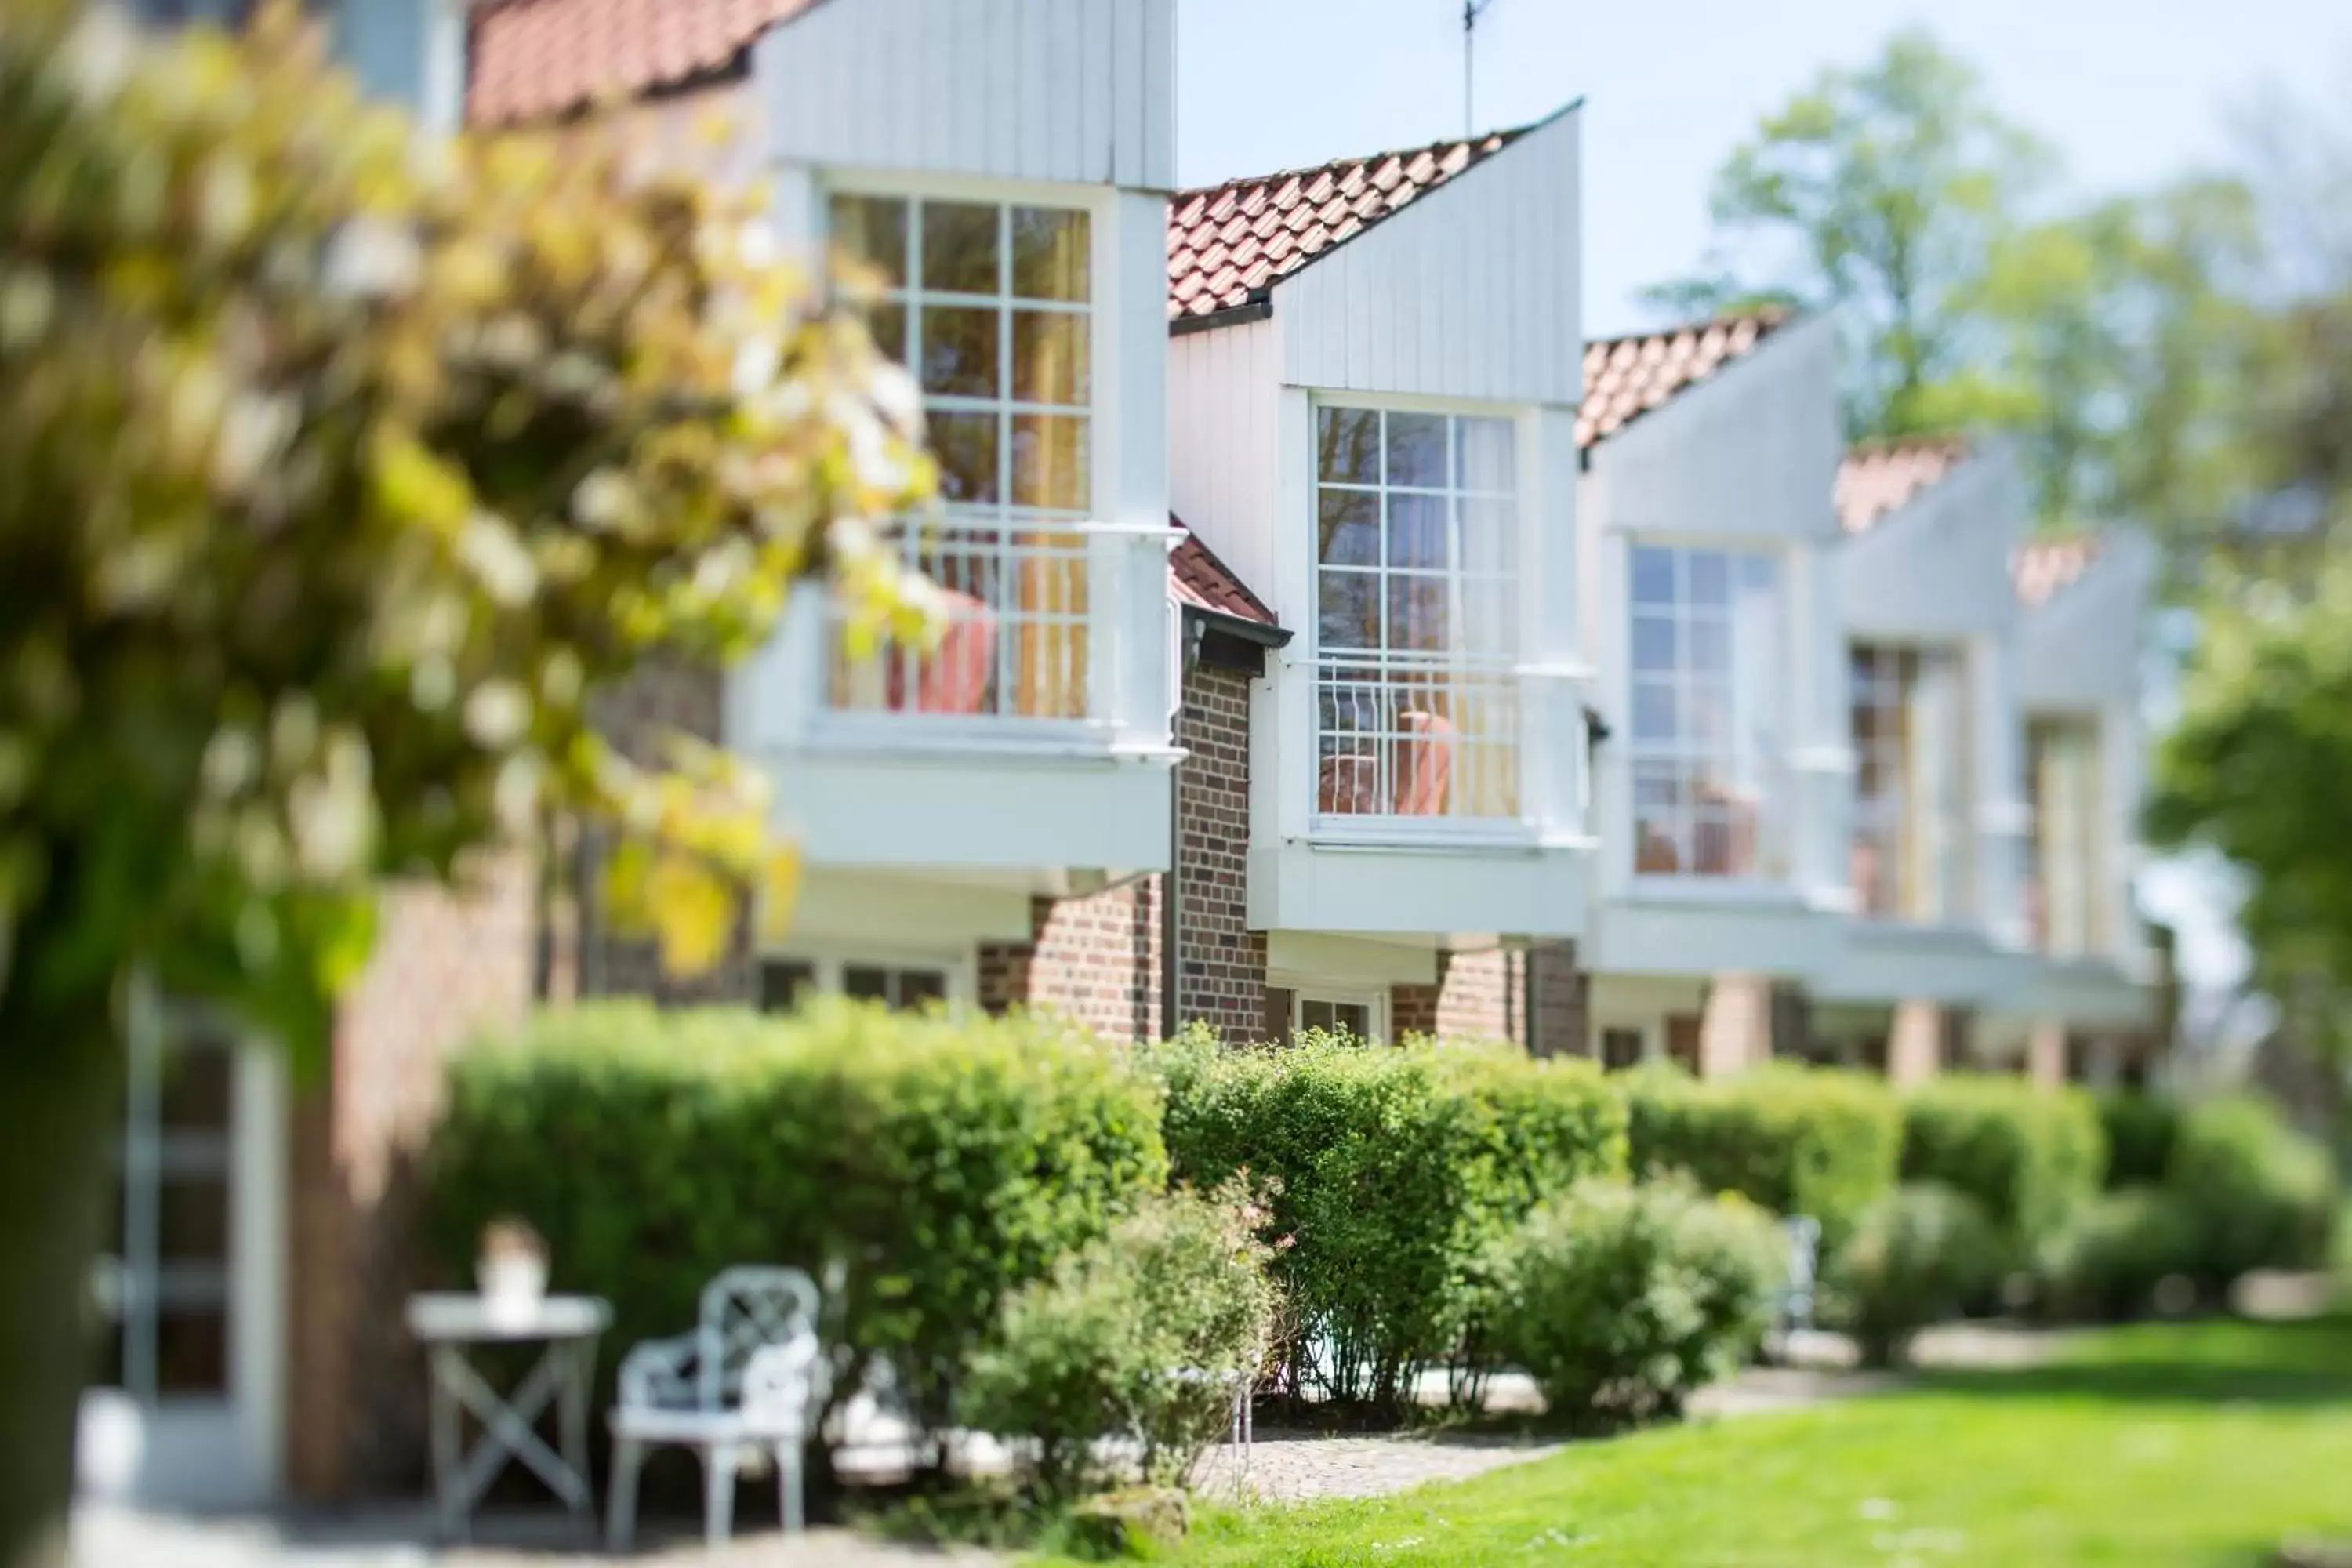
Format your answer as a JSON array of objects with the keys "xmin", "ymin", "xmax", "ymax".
[
  {"xmin": 2099, "ymin": 1091, "xmax": 2183, "ymax": 1189},
  {"xmin": 2036, "ymin": 1185, "xmax": 2201, "ymax": 1322},
  {"xmin": 1490, "ymin": 1178, "xmax": 1787, "ymax": 1431},
  {"xmin": 1827, "ymin": 1184, "xmax": 2006, "ymax": 1367},
  {"xmin": 1149, "ymin": 1029, "xmax": 1626, "ymax": 1411},
  {"xmin": 959, "ymin": 1184, "xmax": 1277, "ymax": 1498},
  {"xmin": 1899, "ymin": 1078, "xmax": 2106, "ymax": 1253},
  {"xmin": 2165, "ymin": 1097, "xmax": 2340, "ymax": 1290},
  {"xmin": 425, "ymin": 1000, "xmax": 1167, "ymax": 1445},
  {"xmin": 1625, "ymin": 1065, "xmax": 1903, "ymax": 1251}
]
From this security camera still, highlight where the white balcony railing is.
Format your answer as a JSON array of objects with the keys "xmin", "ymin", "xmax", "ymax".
[{"xmin": 1314, "ymin": 658, "xmax": 1523, "ymax": 822}]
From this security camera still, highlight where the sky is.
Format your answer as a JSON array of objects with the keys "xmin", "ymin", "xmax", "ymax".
[{"xmin": 1176, "ymin": 0, "xmax": 2352, "ymax": 336}]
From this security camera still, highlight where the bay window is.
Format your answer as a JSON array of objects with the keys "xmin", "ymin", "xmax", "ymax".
[
  {"xmin": 2027, "ymin": 717, "xmax": 2103, "ymax": 956},
  {"xmin": 1628, "ymin": 545, "xmax": 1785, "ymax": 879},
  {"xmin": 1313, "ymin": 405, "xmax": 1519, "ymax": 823},
  {"xmin": 1850, "ymin": 645, "xmax": 1973, "ymax": 923},
  {"xmin": 826, "ymin": 193, "xmax": 1094, "ymax": 721}
]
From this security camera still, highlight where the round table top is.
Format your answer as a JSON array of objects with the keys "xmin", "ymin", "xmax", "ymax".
[{"xmin": 405, "ymin": 1292, "xmax": 612, "ymax": 1343}]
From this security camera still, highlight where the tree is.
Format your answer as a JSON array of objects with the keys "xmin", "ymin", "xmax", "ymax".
[
  {"xmin": 1648, "ymin": 27, "xmax": 2051, "ymax": 438},
  {"xmin": 0, "ymin": 5, "xmax": 928, "ymax": 1560}
]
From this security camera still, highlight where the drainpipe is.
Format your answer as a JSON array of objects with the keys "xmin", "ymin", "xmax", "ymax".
[{"xmin": 1160, "ymin": 619, "xmax": 1200, "ymax": 1040}]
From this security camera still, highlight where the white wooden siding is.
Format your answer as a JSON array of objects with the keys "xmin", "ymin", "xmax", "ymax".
[
  {"xmin": 1840, "ymin": 445, "xmax": 2027, "ymax": 642},
  {"xmin": 752, "ymin": 0, "xmax": 1175, "ymax": 191},
  {"xmin": 1167, "ymin": 318, "xmax": 1283, "ymax": 610},
  {"xmin": 1274, "ymin": 106, "xmax": 1583, "ymax": 405}
]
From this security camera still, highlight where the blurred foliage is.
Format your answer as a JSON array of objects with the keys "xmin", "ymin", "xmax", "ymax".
[
  {"xmin": 1651, "ymin": 27, "xmax": 2260, "ymax": 555},
  {"xmin": 2163, "ymin": 1094, "xmax": 2340, "ymax": 1288},
  {"xmin": 0, "ymin": 0, "xmax": 933, "ymax": 1050},
  {"xmin": 1897, "ymin": 1076, "xmax": 2106, "ymax": 1257},
  {"xmin": 1825, "ymin": 1181, "xmax": 2006, "ymax": 1368}
]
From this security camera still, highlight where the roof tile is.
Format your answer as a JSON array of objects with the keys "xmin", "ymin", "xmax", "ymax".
[
  {"xmin": 1169, "ymin": 521, "xmax": 1278, "ymax": 629},
  {"xmin": 1835, "ymin": 436, "xmax": 1973, "ymax": 533},
  {"xmin": 2015, "ymin": 537, "xmax": 2103, "ymax": 607},
  {"xmin": 1576, "ymin": 310, "xmax": 1791, "ymax": 448},
  {"xmin": 467, "ymin": 0, "xmax": 825, "ymax": 125}
]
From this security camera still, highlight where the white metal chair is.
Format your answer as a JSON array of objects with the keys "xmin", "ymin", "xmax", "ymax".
[
  {"xmin": 607, "ymin": 1266, "xmax": 824, "ymax": 1551},
  {"xmin": 1779, "ymin": 1215, "xmax": 1822, "ymax": 1339}
]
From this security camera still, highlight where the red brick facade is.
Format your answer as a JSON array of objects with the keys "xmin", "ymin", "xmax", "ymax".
[
  {"xmin": 285, "ymin": 856, "xmax": 537, "ymax": 1498},
  {"xmin": 1167, "ymin": 663, "xmax": 1272, "ymax": 1042},
  {"xmin": 978, "ymin": 884, "xmax": 1163, "ymax": 1041}
]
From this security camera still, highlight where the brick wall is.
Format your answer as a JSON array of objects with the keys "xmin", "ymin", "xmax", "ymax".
[
  {"xmin": 978, "ymin": 884, "xmax": 1161, "ymax": 1041},
  {"xmin": 285, "ymin": 855, "xmax": 537, "ymax": 1498},
  {"xmin": 1169, "ymin": 663, "xmax": 1269, "ymax": 1043},
  {"xmin": 1528, "ymin": 941, "xmax": 1586, "ymax": 1057},
  {"xmin": 1389, "ymin": 942, "xmax": 1587, "ymax": 1052}
]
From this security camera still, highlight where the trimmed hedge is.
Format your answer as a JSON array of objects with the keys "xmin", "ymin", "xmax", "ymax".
[
  {"xmin": 424, "ymin": 1001, "xmax": 1167, "ymax": 1440},
  {"xmin": 1899, "ymin": 1077, "xmax": 2106, "ymax": 1252},
  {"xmin": 2036, "ymin": 1185, "xmax": 2200, "ymax": 1322},
  {"xmin": 1828, "ymin": 1183, "xmax": 2007, "ymax": 1367},
  {"xmin": 2098, "ymin": 1091, "xmax": 2182, "ymax": 1189},
  {"xmin": 1624, "ymin": 1065, "xmax": 1903, "ymax": 1251},
  {"xmin": 1149, "ymin": 1029, "xmax": 1627, "ymax": 1410},
  {"xmin": 2165, "ymin": 1096, "xmax": 2339, "ymax": 1289}
]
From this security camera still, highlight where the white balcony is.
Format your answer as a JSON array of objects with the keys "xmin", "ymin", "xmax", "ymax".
[{"xmin": 728, "ymin": 517, "xmax": 1178, "ymax": 888}]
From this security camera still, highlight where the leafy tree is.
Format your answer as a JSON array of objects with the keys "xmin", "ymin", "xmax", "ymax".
[
  {"xmin": 1648, "ymin": 27, "xmax": 2051, "ymax": 438},
  {"xmin": 0, "ymin": 4, "xmax": 927, "ymax": 1559}
]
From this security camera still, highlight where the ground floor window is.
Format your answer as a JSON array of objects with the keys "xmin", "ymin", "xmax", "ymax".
[
  {"xmin": 1599, "ymin": 1027, "xmax": 1645, "ymax": 1072},
  {"xmin": 1265, "ymin": 985, "xmax": 1385, "ymax": 1044},
  {"xmin": 758, "ymin": 951, "xmax": 965, "ymax": 1014}
]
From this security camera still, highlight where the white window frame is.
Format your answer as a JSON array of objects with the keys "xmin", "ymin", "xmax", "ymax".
[
  {"xmin": 1850, "ymin": 641, "xmax": 1975, "ymax": 927},
  {"xmin": 759, "ymin": 940, "xmax": 976, "ymax": 1017},
  {"xmin": 1285, "ymin": 985, "xmax": 1388, "ymax": 1045},
  {"xmin": 1306, "ymin": 394, "xmax": 1531, "ymax": 840},
  {"xmin": 2027, "ymin": 712, "xmax": 2105, "ymax": 959},
  {"xmin": 1624, "ymin": 535, "xmax": 1791, "ymax": 887},
  {"xmin": 818, "ymin": 172, "xmax": 1116, "ymax": 740}
]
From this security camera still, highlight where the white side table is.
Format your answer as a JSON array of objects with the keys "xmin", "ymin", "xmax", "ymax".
[{"xmin": 405, "ymin": 1293, "xmax": 612, "ymax": 1543}]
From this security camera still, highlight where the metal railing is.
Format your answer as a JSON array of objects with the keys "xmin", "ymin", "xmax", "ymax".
[{"xmin": 1314, "ymin": 659, "xmax": 1521, "ymax": 822}]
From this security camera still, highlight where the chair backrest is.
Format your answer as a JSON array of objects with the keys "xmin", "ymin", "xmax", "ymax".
[
  {"xmin": 1783, "ymin": 1215, "xmax": 1821, "ymax": 1296},
  {"xmin": 1393, "ymin": 710, "xmax": 1455, "ymax": 816},
  {"xmin": 695, "ymin": 1266, "xmax": 821, "ymax": 1413}
]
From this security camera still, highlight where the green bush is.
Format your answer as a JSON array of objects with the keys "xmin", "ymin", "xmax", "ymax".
[
  {"xmin": 1625, "ymin": 1065, "xmax": 1903, "ymax": 1251},
  {"xmin": 2099, "ymin": 1091, "xmax": 2182, "ymax": 1189},
  {"xmin": 1490, "ymin": 1178, "xmax": 1787, "ymax": 1430},
  {"xmin": 1899, "ymin": 1078, "xmax": 2106, "ymax": 1253},
  {"xmin": 960, "ymin": 1183, "xmax": 1277, "ymax": 1498},
  {"xmin": 2165, "ymin": 1097, "xmax": 2340, "ymax": 1289},
  {"xmin": 2036, "ymin": 1185, "xmax": 2201, "ymax": 1322},
  {"xmin": 1827, "ymin": 1183, "xmax": 2006, "ymax": 1367},
  {"xmin": 1149, "ymin": 1029, "xmax": 1626, "ymax": 1410},
  {"xmin": 425, "ymin": 1000, "xmax": 1167, "ymax": 1443}
]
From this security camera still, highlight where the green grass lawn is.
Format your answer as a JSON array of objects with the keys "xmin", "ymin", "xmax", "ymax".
[{"xmin": 1064, "ymin": 1316, "xmax": 2352, "ymax": 1567}]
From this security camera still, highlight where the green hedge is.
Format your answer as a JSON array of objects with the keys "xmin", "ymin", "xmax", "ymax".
[
  {"xmin": 1899, "ymin": 1077, "xmax": 2106, "ymax": 1252},
  {"xmin": 2036, "ymin": 1185, "xmax": 2200, "ymax": 1322},
  {"xmin": 2165, "ymin": 1096, "xmax": 2340, "ymax": 1289},
  {"xmin": 424, "ymin": 1000, "xmax": 1167, "ymax": 1439},
  {"xmin": 1827, "ymin": 1182, "xmax": 2007, "ymax": 1367},
  {"xmin": 2098, "ymin": 1091, "xmax": 2182, "ymax": 1189},
  {"xmin": 1149, "ymin": 1029, "xmax": 1626, "ymax": 1410},
  {"xmin": 1624, "ymin": 1065, "xmax": 1903, "ymax": 1251}
]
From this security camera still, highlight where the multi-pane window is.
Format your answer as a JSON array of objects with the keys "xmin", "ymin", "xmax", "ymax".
[
  {"xmin": 1297, "ymin": 996, "xmax": 1375, "ymax": 1040},
  {"xmin": 1628, "ymin": 546, "xmax": 1784, "ymax": 878},
  {"xmin": 1313, "ymin": 406, "xmax": 1519, "ymax": 822},
  {"xmin": 1850, "ymin": 645, "xmax": 1973, "ymax": 922},
  {"xmin": 759, "ymin": 954, "xmax": 955, "ymax": 1014},
  {"xmin": 828, "ymin": 194, "xmax": 1094, "ymax": 720},
  {"xmin": 2027, "ymin": 717, "xmax": 2104, "ymax": 956}
]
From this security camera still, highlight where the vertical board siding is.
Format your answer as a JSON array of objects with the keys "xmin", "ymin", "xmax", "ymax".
[
  {"xmin": 757, "ymin": 0, "xmax": 1175, "ymax": 191},
  {"xmin": 1167, "ymin": 320, "xmax": 1281, "ymax": 608},
  {"xmin": 1279, "ymin": 108, "xmax": 1581, "ymax": 405}
]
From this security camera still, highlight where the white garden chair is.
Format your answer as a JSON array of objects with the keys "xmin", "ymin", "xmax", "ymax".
[
  {"xmin": 607, "ymin": 1266, "xmax": 824, "ymax": 1551},
  {"xmin": 1778, "ymin": 1215, "xmax": 1822, "ymax": 1342}
]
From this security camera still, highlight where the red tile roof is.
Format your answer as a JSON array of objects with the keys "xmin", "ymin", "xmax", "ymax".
[
  {"xmin": 2015, "ymin": 537, "xmax": 2103, "ymax": 607},
  {"xmin": 1836, "ymin": 436, "xmax": 1973, "ymax": 534},
  {"xmin": 1167, "ymin": 132, "xmax": 1522, "ymax": 322},
  {"xmin": 467, "ymin": 0, "xmax": 826, "ymax": 125},
  {"xmin": 1577, "ymin": 310, "xmax": 1791, "ymax": 448},
  {"xmin": 1170, "ymin": 521, "xmax": 1279, "ymax": 630}
]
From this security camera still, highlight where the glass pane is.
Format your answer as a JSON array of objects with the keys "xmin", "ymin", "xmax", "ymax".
[
  {"xmin": 895, "ymin": 969, "xmax": 948, "ymax": 1011},
  {"xmin": 759, "ymin": 959, "xmax": 815, "ymax": 1013},
  {"xmin": 929, "ymin": 412, "xmax": 1000, "ymax": 504},
  {"xmin": 1455, "ymin": 417, "xmax": 1515, "ymax": 493},
  {"xmin": 829, "ymin": 194, "xmax": 908, "ymax": 289},
  {"xmin": 1318, "ymin": 489, "xmax": 1378, "ymax": 567},
  {"xmin": 843, "ymin": 965, "xmax": 891, "ymax": 1003},
  {"xmin": 1317, "ymin": 572, "xmax": 1378, "ymax": 650},
  {"xmin": 1334, "ymin": 1002, "xmax": 1371, "ymax": 1039},
  {"xmin": 920, "ymin": 201, "xmax": 1000, "ymax": 295},
  {"xmin": 1011, "ymin": 310, "xmax": 1088, "ymax": 406},
  {"xmin": 1317, "ymin": 407, "xmax": 1381, "ymax": 485},
  {"xmin": 1011, "ymin": 414, "xmax": 1090, "ymax": 509},
  {"xmin": 1632, "ymin": 680, "xmax": 1678, "ymax": 742},
  {"xmin": 1688, "ymin": 618, "xmax": 1731, "ymax": 677},
  {"xmin": 1740, "ymin": 552, "xmax": 1778, "ymax": 593},
  {"xmin": 1631, "ymin": 614, "xmax": 1676, "ymax": 674},
  {"xmin": 1299, "ymin": 1000, "xmax": 1337, "ymax": 1033},
  {"xmin": 1388, "ymin": 575, "xmax": 1448, "ymax": 653},
  {"xmin": 1689, "ymin": 550, "xmax": 1730, "ymax": 608},
  {"xmin": 1386, "ymin": 494, "xmax": 1448, "ymax": 570},
  {"xmin": 1011, "ymin": 207, "xmax": 1090, "ymax": 301},
  {"xmin": 158, "ymin": 1177, "xmax": 229, "ymax": 1265},
  {"xmin": 155, "ymin": 1307, "xmax": 228, "ymax": 1396},
  {"xmin": 1686, "ymin": 680, "xmax": 1729, "ymax": 747},
  {"xmin": 920, "ymin": 305, "xmax": 1000, "ymax": 398},
  {"xmin": 861, "ymin": 301, "xmax": 908, "ymax": 366},
  {"xmin": 1632, "ymin": 546, "xmax": 1676, "ymax": 607},
  {"xmin": 1458, "ymin": 499, "xmax": 1513, "ymax": 576},
  {"xmin": 159, "ymin": 1044, "xmax": 233, "ymax": 1134},
  {"xmin": 1385, "ymin": 412, "xmax": 1447, "ymax": 488},
  {"xmin": 1462, "ymin": 579, "xmax": 1515, "ymax": 658}
]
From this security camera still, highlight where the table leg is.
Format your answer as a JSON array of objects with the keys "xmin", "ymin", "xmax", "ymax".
[
  {"xmin": 560, "ymin": 1336, "xmax": 598, "ymax": 1540},
  {"xmin": 427, "ymin": 1346, "xmax": 466, "ymax": 1544}
]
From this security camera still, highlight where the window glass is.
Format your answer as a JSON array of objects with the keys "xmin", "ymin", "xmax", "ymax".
[
  {"xmin": 1851, "ymin": 644, "xmax": 1972, "ymax": 921},
  {"xmin": 1313, "ymin": 408, "xmax": 1521, "ymax": 822},
  {"xmin": 1626, "ymin": 545, "xmax": 1784, "ymax": 879},
  {"xmin": 1601, "ymin": 1029, "xmax": 1645, "ymax": 1072},
  {"xmin": 2027, "ymin": 717, "xmax": 2103, "ymax": 955},
  {"xmin": 1298, "ymin": 997, "xmax": 1373, "ymax": 1040}
]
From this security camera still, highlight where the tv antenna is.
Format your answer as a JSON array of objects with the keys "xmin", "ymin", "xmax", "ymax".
[{"xmin": 1463, "ymin": 0, "xmax": 1497, "ymax": 137}]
